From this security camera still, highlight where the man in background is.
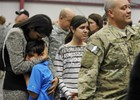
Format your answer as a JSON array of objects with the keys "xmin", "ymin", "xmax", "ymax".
[
  {"xmin": 7, "ymin": 9, "xmax": 29, "ymax": 28},
  {"xmin": 15, "ymin": 9, "xmax": 29, "ymax": 24},
  {"xmin": 48, "ymin": 8, "xmax": 75, "ymax": 100},
  {"xmin": 49, "ymin": 8, "xmax": 75, "ymax": 61}
]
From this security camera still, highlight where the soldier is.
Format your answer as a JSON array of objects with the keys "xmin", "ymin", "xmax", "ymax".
[
  {"xmin": 78, "ymin": 0, "xmax": 140, "ymax": 99},
  {"xmin": 48, "ymin": 7, "xmax": 76, "ymax": 100},
  {"xmin": 49, "ymin": 8, "xmax": 75, "ymax": 62},
  {"xmin": 15, "ymin": 9, "xmax": 29, "ymax": 24}
]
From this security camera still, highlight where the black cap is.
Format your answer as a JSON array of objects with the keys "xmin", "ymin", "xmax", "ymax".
[{"xmin": 15, "ymin": 9, "xmax": 29, "ymax": 17}]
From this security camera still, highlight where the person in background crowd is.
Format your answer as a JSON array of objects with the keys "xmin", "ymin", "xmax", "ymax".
[
  {"xmin": 49, "ymin": 8, "xmax": 75, "ymax": 99},
  {"xmin": 0, "ymin": 16, "xmax": 6, "ymax": 26},
  {"xmin": 54, "ymin": 15, "xmax": 89, "ymax": 100},
  {"xmin": 25, "ymin": 40, "xmax": 54, "ymax": 100},
  {"xmin": 3, "ymin": 14, "xmax": 58, "ymax": 100},
  {"xmin": 52, "ymin": 19, "xmax": 58, "ymax": 25},
  {"xmin": 0, "ymin": 15, "xmax": 10, "ymax": 100},
  {"xmin": 15, "ymin": 9, "xmax": 29, "ymax": 24},
  {"xmin": 88, "ymin": 13, "xmax": 103, "ymax": 37},
  {"xmin": 78, "ymin": 0, "xmax": 140, "ymax": 99},
  {"xmin": 49, "ymin": 7, "xmax": 76, "ymax": 62},
  {"xmin": 0, "ymin": 16, "xmax": 7, "ymax": 78},
  {"xmin": 102, "ymin": 13, "xmax": 108, "ymax": 26},
  {"xmin": 7, "ymin": 9, "xmax": 30, "ymax": 28}
]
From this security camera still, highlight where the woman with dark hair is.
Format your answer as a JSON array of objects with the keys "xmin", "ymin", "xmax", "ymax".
[
  {"xmin": 88, "ymin": 13, "xmax": 103, "ymax": 37},
  {"xmin": 54, "ymin": 15, "xmax": 89, "ymax": 100},
  {"xmin": 3, "ymin": 14, "xmax": 58, "ymax": 100}
]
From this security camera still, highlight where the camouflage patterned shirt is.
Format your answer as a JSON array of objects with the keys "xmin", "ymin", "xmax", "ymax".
[
  {"xmin": 78, "ymin": 25, "xmax": 140, "ymax": 100},
  {"xmin": 48, "ymin": 23, "xmax": 69, "ymax": 62}
]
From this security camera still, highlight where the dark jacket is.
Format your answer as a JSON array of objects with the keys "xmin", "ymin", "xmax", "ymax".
[{"xmin": 126, "ymin": 53, "xmax": 140, "ymax": 100}]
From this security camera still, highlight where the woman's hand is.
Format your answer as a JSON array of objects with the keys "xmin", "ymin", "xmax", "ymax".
[{"xmin": 47, "ymin": 77, "xmax": 59, "ymax": 95}]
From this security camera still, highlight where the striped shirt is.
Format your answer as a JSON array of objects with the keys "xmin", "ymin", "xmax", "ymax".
[{"xmin": 54, "ymin": 44, "xmax": 85, "ymax": 99}]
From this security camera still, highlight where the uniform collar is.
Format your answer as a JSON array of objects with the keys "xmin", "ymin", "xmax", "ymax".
[
  {"xmin": 53, "ymin": 23, "xmax": 69, "ymax": 35},
  {"xmin": 108, "ymin": 25, "xmax": 136, "ymax": 39}
]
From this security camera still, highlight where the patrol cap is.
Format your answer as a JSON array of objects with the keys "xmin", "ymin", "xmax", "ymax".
[{"xmin": 15, "ymin": 9, "xmax": 29, "ymax": 17}]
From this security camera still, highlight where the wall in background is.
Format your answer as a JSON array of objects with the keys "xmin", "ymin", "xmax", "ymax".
[{"xmin": 0, "ymin": 1, "xmax": 140, "ymax": 25}]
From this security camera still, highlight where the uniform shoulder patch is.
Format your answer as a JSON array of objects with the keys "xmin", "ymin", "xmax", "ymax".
[{"xmin": 87, "ymin": 44, "xmax": 100, "ymax": 55}]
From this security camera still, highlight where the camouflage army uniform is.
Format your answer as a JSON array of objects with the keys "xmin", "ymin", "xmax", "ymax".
[
  {"xmin": 133, "ymin": 23, "xmax": 140, "ymax": 30},
  {"xmin": 78, "ymin": 25, "xmax": 140, "ymax": 100},
  {"xmin": 49, "ymin": 23, "xmax": 69, "ymax": 62}
]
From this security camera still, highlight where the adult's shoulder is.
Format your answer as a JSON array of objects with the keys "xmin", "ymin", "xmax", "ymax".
[
  {"xmin": 9, "ymin": 27, "xmax": 22, "ymax": 32},
  {"xmin": 88, "ymin": 26, "xmax": 110, "ymax": 43},
  {"xmin": 6, "ymin": 27, "xmax": 25, "ymax": 44},
  {"xmin": 8, "ymin": 27, "xmax": 24, "ymax": 37}
]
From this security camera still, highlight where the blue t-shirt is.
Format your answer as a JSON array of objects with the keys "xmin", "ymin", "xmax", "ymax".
[{"xmin": 27, "ymin": 60, "xmax": 54, "ymax": 100}]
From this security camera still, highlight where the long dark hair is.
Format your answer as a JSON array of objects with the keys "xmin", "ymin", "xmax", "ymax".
[
  {"xmin": 88, "ymin": 13, "xmax": 103, "ymax": 37},
  {"xmin": 14, "ymin": 14, "xmax": 53, "ymax": 38},
  {"xmin": 65, "ymin": 15, "xmax": 88, "ymax": 44},
  {"xmin": 88, "ymin": 13, "xmax": 103, "ymax": 30}
]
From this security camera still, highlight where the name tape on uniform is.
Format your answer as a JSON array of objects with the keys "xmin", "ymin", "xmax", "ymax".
[{"xmin": 87, "ymin": 44, "xmax": 100, "ymax": 55}]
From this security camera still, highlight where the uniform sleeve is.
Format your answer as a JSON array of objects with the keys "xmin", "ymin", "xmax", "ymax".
[
  {"xmin": 48, "ymin": 30, "xmax": 59, "ymax": 61},
  {"xmin": 27, "ymin": 66, "xmax": 42, "ymax": 95},
  {"xmin": 43, "ymin": 36, "xmax": 58, "ymax": 77},
  {"xmin": 48, "ymin": 58, "xmax": 58, "ymax": 77},
  {"xmin": 78, "ymin": 35, "xmax": 105, "ymax": 99},
  {"xmin": 6, "ymin": 29, "xmax": 42, "ymax": 74}
]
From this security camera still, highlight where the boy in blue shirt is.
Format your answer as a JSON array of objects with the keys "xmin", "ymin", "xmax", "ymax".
[{"xmin": 25, "ymin": 40, "xmax": 54, "ymax": 100}]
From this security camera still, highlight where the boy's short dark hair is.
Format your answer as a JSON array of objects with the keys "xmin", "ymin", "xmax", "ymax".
[{"xmin": 26, "ymin": 40, "xmax": 46, "ymax": 57}]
